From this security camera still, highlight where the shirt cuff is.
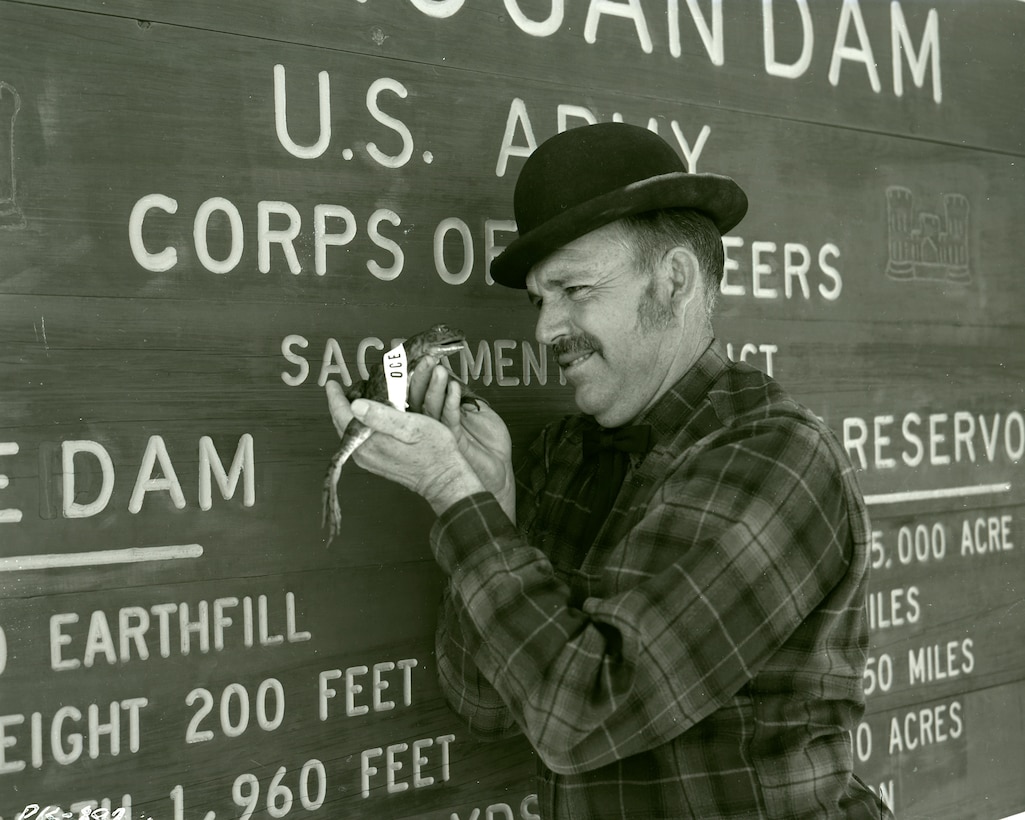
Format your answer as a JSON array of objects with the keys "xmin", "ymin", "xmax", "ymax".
[{"xmin": 429, "ymin": 491, "xmax": 519, "ymax": 577}]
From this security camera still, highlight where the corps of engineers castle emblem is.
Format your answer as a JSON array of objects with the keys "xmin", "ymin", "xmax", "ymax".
[{"xmin": 885, "ymin": 186, "xmax": 971, "ymax": 283}]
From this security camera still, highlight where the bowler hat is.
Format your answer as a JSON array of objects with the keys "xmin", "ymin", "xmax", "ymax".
[{"xmin": 491, "ymin": 122, "xmax": 748, "ymax": 289}]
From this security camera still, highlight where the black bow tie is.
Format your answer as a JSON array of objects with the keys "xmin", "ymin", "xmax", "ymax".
[
  {"xmin": 582, "ymin": 424, "xmax": 654, "ymax": 457},
  {"xmin": 569, "ymin": 422, "xmax": 655, "ymax": 564}
]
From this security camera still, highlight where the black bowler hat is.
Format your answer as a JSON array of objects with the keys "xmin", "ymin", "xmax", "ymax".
[{"xmin": 491, "ymin": 122, "xmax": 748, "ymax": 289}]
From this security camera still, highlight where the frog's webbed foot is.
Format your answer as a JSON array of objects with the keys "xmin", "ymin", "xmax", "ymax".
[
  {"xmin": 321, "ymin": 420, "xmax": 372, "ymax": 547},
  {"xmin": 423, "ymin": 342, "xmax": 482, "ymax": 410},
  {"xmin": 322, "ymin": 469, "xmax": 343, "ymax": 547}
]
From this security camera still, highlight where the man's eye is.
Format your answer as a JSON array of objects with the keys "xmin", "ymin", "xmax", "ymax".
[{"xmin": 566, "ymin": 286, "xmax": 589, "ymax": 298}]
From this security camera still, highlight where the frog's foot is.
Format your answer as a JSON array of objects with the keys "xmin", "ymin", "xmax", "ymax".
[{"xmin": 322, "ymin": 479, "xmax": 343, "ymax": 547}]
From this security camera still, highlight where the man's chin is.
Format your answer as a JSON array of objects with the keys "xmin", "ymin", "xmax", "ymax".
[
  {"xmin": 573, "ymin": 391, "xmax": 617, "ymax": 427},
  {"xmin": 572, "ymin": 389, "xmax": 599, "ymax": 419}
]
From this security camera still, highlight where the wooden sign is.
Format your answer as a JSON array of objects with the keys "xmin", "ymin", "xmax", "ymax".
[{"xmin": 1, "ymin": 1, "xmax": 1022, "ymax": 818}]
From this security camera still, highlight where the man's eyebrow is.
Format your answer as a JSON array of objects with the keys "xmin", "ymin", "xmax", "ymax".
[
  {"xmin": 532, "ymin": 267, "xmax": 589, "ymax": 290},
  {"xmin": 527, "ymin": 253, "xmax": 597, "ymax": 294}
]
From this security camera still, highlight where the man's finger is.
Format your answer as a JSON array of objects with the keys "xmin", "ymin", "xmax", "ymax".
[
  {"xmin": 407, "ymin": 355, "xmax": 439, "ymax": 413},
  {"xmin": 422, "ymin": 365, "xmax": 451, "ymax": 420},
  {"xmin": 325, "ymin": 381, "xmax": 354, "ymax": 437},
  {"xmin": 351, "ymin": 398, "xmax": 421, "ymax": 443},
  {"xmin": 440, "ymin": 379, "xmax": 463, "ymax": 430}
]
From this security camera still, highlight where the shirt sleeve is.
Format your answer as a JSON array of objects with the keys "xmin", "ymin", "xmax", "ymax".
[
  {"xmin": 430, "ymin": 417, "xmax": 855, "ymax": 775},
  {"xmin": 433, "ymin": 419, "xmax": 560, "ymax": 742},
  {"xmin": 435, "ymin": 583, "xmax": 522, "ymax": 741}
]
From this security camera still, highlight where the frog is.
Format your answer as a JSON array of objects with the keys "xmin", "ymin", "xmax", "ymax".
[{"xmin": 322, "ymin": 323, "xmax": 478, "ymax": 545}]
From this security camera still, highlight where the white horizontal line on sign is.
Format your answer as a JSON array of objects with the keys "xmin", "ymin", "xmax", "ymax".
[
  {"xmin": 865, "ymin": 482, "xmax": 1012, "ymax": 506},
  {"xmin": 0, "ymin": 544, "xmax": 204, "ymax": 572}
]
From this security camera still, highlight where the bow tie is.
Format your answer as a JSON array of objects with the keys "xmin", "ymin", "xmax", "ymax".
[
  {"xmin": 582, "ymin": 423, "xmax": 654, "ymax": 457},
  {"xmin": 569, "ymin": 421, "xmax": 655, "ymax": 564}
]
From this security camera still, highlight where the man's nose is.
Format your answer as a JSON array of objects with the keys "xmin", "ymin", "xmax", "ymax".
[{"xmin": 534, "ymin": 298, "xmax": 570, "ymax": 346}]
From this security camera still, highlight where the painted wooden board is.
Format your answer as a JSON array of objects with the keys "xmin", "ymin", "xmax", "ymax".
[
  {"xmin": 0, "ymin": 2, "xmax": 1022, "ymax": 819},
  {"xmin": 0, "ymin": 7, "xmax": 1020, "ymax": 325},
  {"xmin": 21, "ymin": 0, "xmax": 1025, "ymax": 155}
]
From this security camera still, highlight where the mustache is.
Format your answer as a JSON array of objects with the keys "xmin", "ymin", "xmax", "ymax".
[{"xmin": 553, "ymin": 334, "xmax": 602, "ymax": 358}]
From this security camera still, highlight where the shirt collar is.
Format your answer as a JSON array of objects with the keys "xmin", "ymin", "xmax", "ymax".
[{"xmin": 632, "ymin": 338, "xmax": 729, "ymax": 449}]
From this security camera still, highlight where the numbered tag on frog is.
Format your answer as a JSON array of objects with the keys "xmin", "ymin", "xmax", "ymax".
[{"xmin": 384, "ymin": 342, "xmax": 409, "ymax": 412}]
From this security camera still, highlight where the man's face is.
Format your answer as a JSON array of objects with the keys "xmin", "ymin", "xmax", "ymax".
[{"xmin": 525, "ymin": 222, "xmax": 682, "ymax": 427}]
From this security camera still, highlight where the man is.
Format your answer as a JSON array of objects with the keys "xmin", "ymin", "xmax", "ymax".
[{"xmin": 326, "ymin": 123, "xmax": 892, "ymax": 818}]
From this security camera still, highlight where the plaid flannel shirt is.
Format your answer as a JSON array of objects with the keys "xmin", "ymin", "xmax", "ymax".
[{"xmin": 432, "ymin": 341, "xmax": 892, "ymax": 819}]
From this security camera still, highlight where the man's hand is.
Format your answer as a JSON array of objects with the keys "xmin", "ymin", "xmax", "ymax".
[
  {"xmin": 325, "ymin": 356, "xmax": 515, "ymax": 520},
  {"xmin": 414, "ymin": 360, "xmax": 515, "ymax": 521},
  {"xmin": 326, "ymin": 379, "xmax": 485, "ymax": 515}
]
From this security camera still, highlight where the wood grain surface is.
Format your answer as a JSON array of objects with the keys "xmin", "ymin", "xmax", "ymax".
[{"xmin": 0, "ymin": 2, "xmax": 1022, "ymax": 818}]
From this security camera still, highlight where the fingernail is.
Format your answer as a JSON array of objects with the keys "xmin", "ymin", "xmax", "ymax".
[{"xmin": 351, "ymin": 399, "xmax": 368, "ymax": 419}]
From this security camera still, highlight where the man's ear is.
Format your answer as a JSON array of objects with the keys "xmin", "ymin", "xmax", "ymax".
[{"xmin": 663, "ymin": 245, "xmax": 701, "ymax": 314}]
